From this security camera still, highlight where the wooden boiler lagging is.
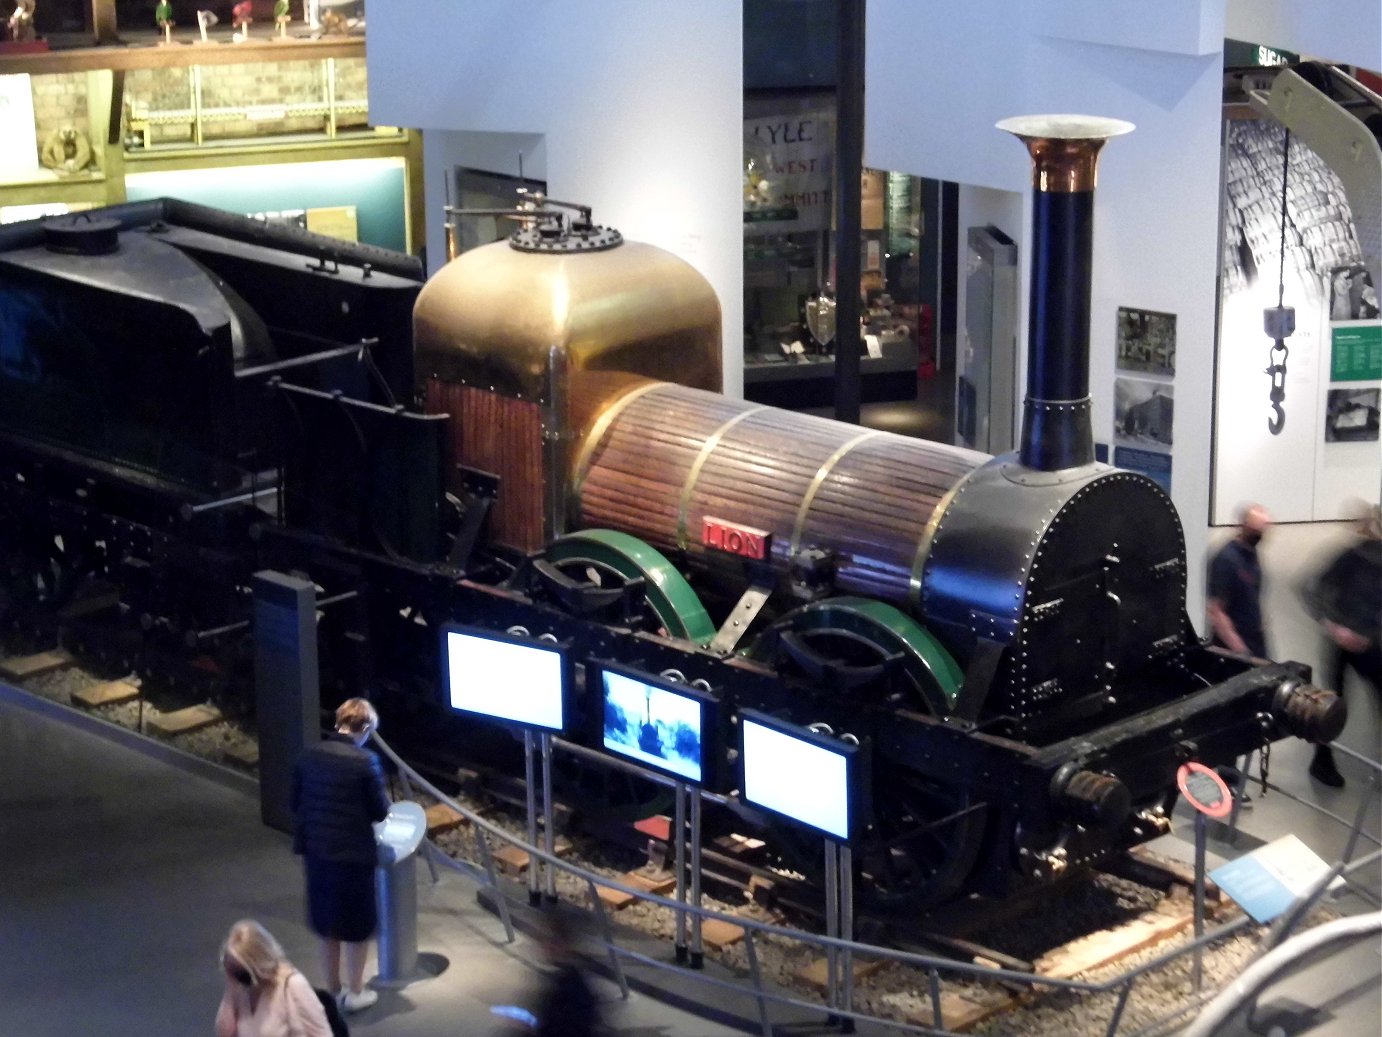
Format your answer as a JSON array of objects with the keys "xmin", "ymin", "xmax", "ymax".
[{"xmin": 574, "ymin": 382, "xmax": 987, "ymax": 607}]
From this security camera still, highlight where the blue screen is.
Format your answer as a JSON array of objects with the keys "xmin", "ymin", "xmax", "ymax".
[{"xmin": 601, "ymin": 670, "xmax": 704, "ymax": 783}]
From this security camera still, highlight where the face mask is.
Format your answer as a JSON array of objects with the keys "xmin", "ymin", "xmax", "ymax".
[
  {"xmin": 1242, "ymin": 530, "xmax": 1262, "ymax": 547},
  {"xmin": 226, "ymin": 960, "xmax": 254, "ymax": 986}
]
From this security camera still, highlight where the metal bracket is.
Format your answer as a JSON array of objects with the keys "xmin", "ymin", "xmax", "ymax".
[{"xmin": 709, "ymin": 583, "xmax": 774, "ymax": 654}]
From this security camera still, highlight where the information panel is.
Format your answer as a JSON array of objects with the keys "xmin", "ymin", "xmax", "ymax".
[
  {"xmin": 739, "ymin": 710, "xmax": 865, "ymax": 841},
  {"xmin": 441, "ymin": 625, "xmax": 569, "ymax": 733}
]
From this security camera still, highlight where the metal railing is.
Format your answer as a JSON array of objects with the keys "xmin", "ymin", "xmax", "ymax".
[{"xmin": 370, "ymin": 730, "xmax": 1382, "ymax": 1037}]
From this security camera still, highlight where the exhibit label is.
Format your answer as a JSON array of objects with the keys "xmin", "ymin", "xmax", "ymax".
[
  {"xmin": 744, "ymin": 107, "xmax": 834, "ymax": 233},
  {"xmin": 1330, "ymin": 325, "xmax": 1382, "ymax": 382}
]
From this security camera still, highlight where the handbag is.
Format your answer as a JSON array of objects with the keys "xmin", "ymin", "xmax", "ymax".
[
  {"xmin": 286, "ymin": 970, "xmax": 350, "ymax": 1037},
  {"xmin": 313, "ymin": 987, "xmax": 350, "ymax": 1037}
]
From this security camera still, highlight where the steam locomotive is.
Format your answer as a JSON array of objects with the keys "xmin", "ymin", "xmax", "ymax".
[{"xmin": 0, "ymin": 117, "xmax": 1343, "ymax": 909}]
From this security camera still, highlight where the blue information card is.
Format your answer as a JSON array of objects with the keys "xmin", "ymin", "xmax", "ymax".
[{"xmin": 1210, "ymin": 834, "xmax": 1334, "ymax": 924}]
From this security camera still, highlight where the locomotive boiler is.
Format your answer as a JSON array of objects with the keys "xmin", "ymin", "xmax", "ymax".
[{"xmin": 0, "ymin": 117, "xmax": 1344, "ymax": 910}]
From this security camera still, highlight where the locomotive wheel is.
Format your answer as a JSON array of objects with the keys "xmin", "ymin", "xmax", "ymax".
[
  {"xmin": 540, "ymin": 530, "xmax": 717, "ymax": 646},
  {"xmin": 744, "ymin": 596, "xmax": 964, "ymax": 716},
  {"xmin": 854, "ymin": 768, "xmax": 985, "ymax": 908},
  {"xmin": 747, "ymin": 598, "xmax": 984, "ymax": 907},
  {"xmin": 769, "ymin": 766, "xmax": 985, "ymax": 910}
]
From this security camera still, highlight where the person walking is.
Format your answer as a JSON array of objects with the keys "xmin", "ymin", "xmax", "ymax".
[
  {"xmin": 531, "ymin": 911, "xmax": 600, "ymax": 1037},
  {"xmin": 215, "ymin": 919, "xmax": 332, "ymax": 1037},
  {"xmin": 1207, "ymin": 503, "xmax": 1272, "ymax": 659},
  {"xmin": 291, "ymin": 697, "xmax": 391, "ymax": 1014},
  {"xmin": 1301, "ymin": 504, "xmax": 1382, "ymax": 788}
]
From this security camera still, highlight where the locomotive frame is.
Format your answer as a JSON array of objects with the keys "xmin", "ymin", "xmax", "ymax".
[{"xmin": 0, "ymin": 123, "xmax": 1344, "ymax": 912}]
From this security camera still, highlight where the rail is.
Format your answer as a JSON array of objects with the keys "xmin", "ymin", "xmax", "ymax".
[{"xmin": 370, "ymin": 730, "xmax": 1381, "ymax": 1037}]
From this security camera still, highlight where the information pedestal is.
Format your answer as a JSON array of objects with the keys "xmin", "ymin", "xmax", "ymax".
[{"xmin": 374, "ymin": 801, "xmax": 427, "ymax": 984}]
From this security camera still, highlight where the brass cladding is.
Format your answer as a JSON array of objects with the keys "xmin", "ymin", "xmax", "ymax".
[
  {"xmin": 997, "ymin": 115, "xmax": 1134, "ymax": 193},
  {"xmin": 576, "ymin": 382, "xmax": 987, "ymax": 605},
  {"xmin": 1019, "ymin": 135, "xmax": 1109, "ymax": 193},
  {"xmin": 413, "ymin": 238, "xmax": 722, "ymax": 408}
]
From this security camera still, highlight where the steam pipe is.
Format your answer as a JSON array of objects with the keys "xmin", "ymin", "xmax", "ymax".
[{"xmin": 998, "ymin": 115, "xmax": 1134, "ymax": 470}]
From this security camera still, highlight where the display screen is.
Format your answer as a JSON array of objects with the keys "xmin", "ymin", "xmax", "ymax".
[
  {"xmin": 739, "ymin": 711, "xmax": 860, "ymax": 840},
  {"xmin": 598, "ymin": 663, "xmax": 714, "ymax": 785},
  {"xmin": 441, "ymin": 625, "xmax": 568, "ymax": 733}
]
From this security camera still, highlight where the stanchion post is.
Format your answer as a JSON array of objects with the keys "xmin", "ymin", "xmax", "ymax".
[
  {"xmin": 1341, "ymin": 763, "xmax": 1377, "ymax": 866},
  {"xmin": 474, "ymin": 826, "xmax": 516, "ymax": 943},
  {"xmin": 524, "ymin": 730, "xmax": 540, "ymax": 905},
  {"xmin": 824, "ymin": 839, "xmax": 839, "ymax": 1015},
  {"xmin": 690, "ymin": 787, "xmax": 704, "ymax": 968},
  {"xmin": 675, "ymin": 781, "xmax": 688, "ymax": 963},
  {"xmin": 840, "ymin": 843, "xmax": 855, "ymax": 1032},
  {"xmin": 744, "ymin": 929, "xmax": 775, "ymax": 1037},
  {"xmin": 928, "ymin": 969, "xmax": 943, "ymax": 1030},
  {"xmin": 586, "ymin": 877, "xmax": 630, "ymax": 999},
  {"xmin": 1193, "ymin": 809, "xmax": 1207, "ymax": 992},
  {"xmin": 541, "ymin": 731, "xmax": 556, "ymax": 901}
]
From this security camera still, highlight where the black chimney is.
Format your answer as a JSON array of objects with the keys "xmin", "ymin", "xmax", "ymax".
[{"xmin": 998, "ymin": 115, "xmax": 1134, "ymax": 471}]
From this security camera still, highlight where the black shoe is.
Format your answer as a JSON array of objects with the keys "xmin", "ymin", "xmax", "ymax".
[{"xmin": 1310, "ymin": 750, "xmax": 1345, "ymax": 789}]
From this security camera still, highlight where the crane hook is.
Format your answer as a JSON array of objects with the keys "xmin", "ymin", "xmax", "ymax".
[{"xmin": 1266, "ymin": 340, "xmax": 1289, "ymax": 436}]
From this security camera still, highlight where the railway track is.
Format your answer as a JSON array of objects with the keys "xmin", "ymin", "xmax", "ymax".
[{"xmin": 0, "ymin": 639, "xmax": 1270, "ymax": 1036}]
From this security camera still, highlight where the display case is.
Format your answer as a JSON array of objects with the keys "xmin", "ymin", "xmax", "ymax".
[
  {"xmin": 123, "ymin": 56, "xmax": 385, "ymax": 150},
  {"xmin": 0, "ymin": 34, "xmax": 421, "ymax": 252},
  {"xmin": 742, "ymin": 94, "xmax": 932, "ymax": 409}
]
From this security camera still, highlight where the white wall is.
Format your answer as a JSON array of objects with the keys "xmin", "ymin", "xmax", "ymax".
[
  {"xmin": 1225, "ymin": 0, "xmax": 1382, "ymax": 68},
  {"xmin": 420, "ymin": 129, "xmax": 546, "ymax": 262},
  {"xmin": 868, "ymin": 0, "xmax": 1225, "ymax": 621},
  {"xmin": 367, "ymin": 0, "xmax": 745, "ymax": 393},
  {"xmin": 869, "ymin": 0, "xmax": 1378, "ymax": 636}
]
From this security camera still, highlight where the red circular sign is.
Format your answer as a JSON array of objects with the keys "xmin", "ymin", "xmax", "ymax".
[{"xmin": 1176, "ymin": 762, "xmax": 1233, "ymax": 819}]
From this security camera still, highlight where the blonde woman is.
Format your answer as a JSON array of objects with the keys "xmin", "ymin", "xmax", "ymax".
[
  {"xmin": 215, "ymin": 920, "xmax": 331, "ymax": 1037},
  {"xmin": 291, "ymin": 697, "xmax": 390, "ymax": 1012}
]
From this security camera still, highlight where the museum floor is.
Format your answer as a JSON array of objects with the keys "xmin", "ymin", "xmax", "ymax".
[{"xmin": 1, "ymin": 670, "xmax": 1377, "ymax": 1037}]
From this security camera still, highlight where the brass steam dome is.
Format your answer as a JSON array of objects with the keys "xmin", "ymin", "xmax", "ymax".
[
  {"xmin": 414, "ymin": 221, "xmax": 722, "ymax": 411},
  {"xmin": 414, "ymin": 215, "xmax": 722, "ymax": 553}
]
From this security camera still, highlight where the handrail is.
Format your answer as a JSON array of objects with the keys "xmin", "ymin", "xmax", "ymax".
[
  {"xmin": 1180, "ymin": 912, "xmax": 1382, "ymax": 1037},
  {"xmin": 370, "ymin": 730, "xmax": 1381, "ymax": 1036},
  {"xmin": 370, "ymin": 731, "xmax": 1139, "ymax": 995}
]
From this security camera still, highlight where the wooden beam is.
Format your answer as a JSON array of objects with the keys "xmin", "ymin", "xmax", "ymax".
[{"xmin": 0, "ymin": 37, "xmax": 363, "ymax": 76}]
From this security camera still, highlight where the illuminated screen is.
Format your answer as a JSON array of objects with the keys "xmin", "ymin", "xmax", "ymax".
[
  {"xmin": 443, "ymin": 627, "xmax": 567, "ymax": 732},
  {"xmin": 741, "ymin": 716, "xmax": 852, "ymax": 840},
  {"xmin": 601, "ymin": 669, "xmax": 706, "ymax": 784}
]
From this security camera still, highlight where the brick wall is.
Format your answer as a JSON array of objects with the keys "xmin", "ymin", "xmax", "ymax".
[
  {"xmin": 334, "ymin": 56, "xmax": 369, "ymax": 131},
  {"xmin": 124, "ymin": 55, "xmax": 370, "ymax": 146}
]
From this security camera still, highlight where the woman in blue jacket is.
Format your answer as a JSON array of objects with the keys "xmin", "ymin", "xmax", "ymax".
[{"xmin": 292, "ymin": 697, "xmax": 391, "ymax": 1014}]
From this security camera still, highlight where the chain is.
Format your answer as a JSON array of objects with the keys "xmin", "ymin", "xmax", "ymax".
[
  {"xmin": 1257, "ymin": 739, "xmax": 1272, "ymax": 798},
  {"xmin": 1266, "ymin": 127, "xmax": 1293, "ymax": 436},
  {"xmin": 1276, "ymin": 130, "xmax": 1291, "ymax": 308}
]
